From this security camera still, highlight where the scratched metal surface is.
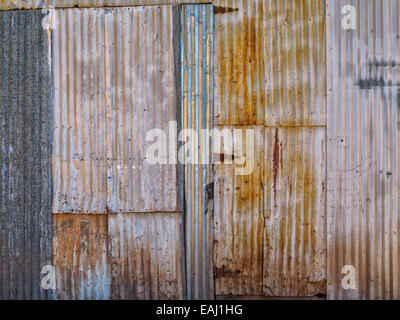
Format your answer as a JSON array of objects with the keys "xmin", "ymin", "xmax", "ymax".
[
  {"xmin": 327, "ymin": 0, "xmax": 400, "ymax": 300},
  {"xmin": 0, "ymin": 10, "xmax": 52, "ymax": 300}
]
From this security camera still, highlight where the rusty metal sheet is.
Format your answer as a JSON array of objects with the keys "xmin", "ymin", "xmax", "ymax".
[
  {"xmin": 180, "ymin": 4, "xmax": 214, "ymax": 300},
  {"xmin": 52, "ymin": 8, "xmax": 108, "ymax": 214},
  {"xmin": 108, "ymin": 212, "xmax": 185, "ymax": 299},
  {"xmin": 263, "ymin": 127, "xmax": 326, "ymax": 297},
  {"xmin": 105, "ymin": 6, "xmax": 181, "ymax": 213},
  {"xmin": 0, "ymin": 0, "xmax": 209, "ymax": 10},
  {"xmin": 52, "ymin": 214, "xmax": 110, "ymax": 300},
  {"xmin": 0, "ymin": 10, "xmax": 52, "ymax": 300},
  {"xmin": 213, "ymin": 0, "xmax": 326, "ymax": 126},
  {"xmin": 327, "ymin": 0, "xmax": 400, "ymax": 300},
  {"xmin": 213, "ymin": 125, "xmax": 264, "ymax": 296}
]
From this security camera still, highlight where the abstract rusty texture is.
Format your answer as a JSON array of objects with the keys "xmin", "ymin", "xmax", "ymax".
[
  {"xmin": 212, "ymin": 0, "xmax": 327, "ymax": 297},
  {"xmin": 52, "ymin": 214, "xmax": 110, "ymax": 299},
  {"xmin": 0, "ymin": 10, "xmax": 52, "ymax": 300},
  {"xmin": 109, "ymin": 213, "xmax": 185, "ymax": 299},
  {"xmin": 327, "ymin": 0, "xmax": 400, "ymax": 300}
]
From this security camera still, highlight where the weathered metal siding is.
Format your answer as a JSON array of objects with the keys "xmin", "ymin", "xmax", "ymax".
[
  {"xmin": 327, "ymin": 0, "xmax": 400, "ymax": 300},
  {"xmin": 105, "ymin": 6, "xmax": 181, "ymax": 213},
  {"xmin": 109, "ymin": 213, "xmax": 185, "ymax": 299},
  {"xmin": 53, "ymin": 214, "xmax": 110, "ymax": 299},
  {"xmin": 0, "ymin": 10, "xmax": 52, "ymax": 300},
  {"xmin": 263, "ymin": 127, "xmax": 326, "ymax": 296},
  {"xmin": 0, "ymin": 0, "xmax": 209, "ymax": 10},
  {"xmin": 52, "ymin": 8, "xmax": 107, "ymax": 214},
  {"xmin": 213, "ymin": 126, "xmax": 264, "ymax": 296},
  {"xmin": 213, "ymin": 0, "xmax": 327, "ymax": 297},
  {"xmin": 213, "ymin": 0, "xmax": 326, "ymax": 126},
  {"xmin": 180, "ymin": 4, "xmax": 214, "ymax": 300}
]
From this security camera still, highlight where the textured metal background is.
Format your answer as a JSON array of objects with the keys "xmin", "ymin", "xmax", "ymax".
[
  {"xmin": 0, "ymin": 10, "xmax": 53, "ymax": 300},
  {"xmin": 52, "ymin": 8, "xmax": 108, "ymax": 214},
  {"xmin": 105, "ymin": 6, "xmax": 181, "ymax": 213},
  {"xmin": 327, "ymin": 0, "xmax": 400, "ymax": 300},
  {"xmin": 180, "ymin": 4, "xmax": 214, "ymax": 300},
  {"xmin": 109, "ymin": 212, "xmax": 185, "ymax": 299},
  {"xmin": 212, "ymin": 0, "xmax": 327, "ymax": 297},
  {"xmin": 52, "ymin": 214, "xmax": 110, "ymax": 299}
]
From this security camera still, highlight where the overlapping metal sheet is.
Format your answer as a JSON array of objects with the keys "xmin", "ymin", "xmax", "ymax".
[
  {"xmin": 327, "ymin": 0, "xmax": 400, "ymax": 300},
  {"xmin": 213, "ymin": 0, "xmax": 327, "ymax": 297},
  {"xmin": 52, "ymin": 214, "xmax": 110, "ymax": 299},
  {"xmin": 263, "ymin": 127, "xmax": 326, "ymax": 297},
  {"xmin": 213, "ymin": 0, "xmax": 326, "ymax": 126},
  {"xmin": 0, "ymin": 0, "xmax": 209, "ymax": 10},
  {"xmin": 180, "ymin": 4, "xmax": 214, "ymax": 300},
  {"xmin": 52, "ymin": 8, "xmax": 107, "ymax": 214},
  {"xmin": 105, "ymin": 6, "xmax": 181, "ymax": 213},
  {"xmin": 108, "ymin": 212, "xmax": 185, "ymax": 299},
  {"xmin": 0, "ymin": 10, "xmax": 52, "ymax": 300}
]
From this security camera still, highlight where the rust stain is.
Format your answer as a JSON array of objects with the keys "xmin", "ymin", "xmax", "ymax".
[
  {"xmin": 214, "ymin": 6, "xmax": 239, "ymax": 15},
  {"xmin": 272, "ymin": 128, "xmax": 280, "ymax": 206}
]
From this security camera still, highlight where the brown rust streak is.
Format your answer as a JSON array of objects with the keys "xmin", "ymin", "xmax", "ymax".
[
  {"xmin": 214, "ymin": 6, "xmax": 239, "ymax": 15},
  {"xmin": 272, "ymin": 128, "xmax": 280, "ymax": 206}
]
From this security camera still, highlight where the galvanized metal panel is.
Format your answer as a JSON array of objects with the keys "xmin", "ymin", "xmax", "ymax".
[
  {"xmin": 52, "ymin": 214, "xmax": 110, "ymax": 299},
  {"xmin": 109, "ymin": 212, "xmax": 185, "ymax": 299},
  {"xmin": 0, "ymin": 0, "xmax": 209, "ymax": 10},
  {"xmin": 263, "ymin": 127, "xmax": 326, "ymax": 297},
  {"xmin": 213, "ymin": 126, "xmax": 264, "ymax": 296},
  {"xmin": 0, "ymin": 10, "xmax": 52, "ymax": 300},
  {"xmin": 105, "ymin": 6, "xmax": 181, "ymax": 213},
  {"xmin": 180, "ymin": 4, "xmax": 214, "ymax": 300},
  {"xmin": 213, "ymin": 0, "xmax": 326, "ymax": 126},
  {"xmin": 327, "ymin": 0, "xmax": 400, "ymax": 300},
  {"xmin": 52, "ymin": 8, "xmax": 108, "ymax": 214}
]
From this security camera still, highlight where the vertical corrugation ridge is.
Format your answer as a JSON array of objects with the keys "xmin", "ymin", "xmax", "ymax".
[
  {"xmin": 327, "ymin": 0, "xmax": 400, "ymax": 300},
  {"xmin": 0, "ymin": 10, "xmax": 52, "ymax": 299},
  {"xmin": 181, "ymin": 4, "xmax": 214, "ymax": 299}
]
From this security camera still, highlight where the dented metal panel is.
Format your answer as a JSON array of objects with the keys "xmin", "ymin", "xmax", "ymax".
[
  {"xmin": 0, "ymin": 0, "xmax": 209, "ymax": 10},
  {"xmin": 327, "ymin": 0, "xmax": 400, "ymax": 300},
  {"xmin": 180, "ymin": 4, "xmax": 214, "ymax": 300},
  {"xmin": 263, "ymin": 127, "xmax": 326, "ymax": 297},
  {"xmin": 213, "ymin": 0, "xmax": 326, "ymax": 126},
  {"xmin": 52, "ymin": 8, "xmax": 108, "ymax": 214},
  {"xmin": 52, "ymin": 214, "xmax": 110, "ymax": 300},
  {"xmin": 213, "ymin": 126, "xmax": 264, "ymax": 296},
  {"xmin": 109, "ymin": 212, "xmax": 185, "ymax": 299},
  {"xmin": 105, "ymin": 6, "xmax": 181, "ymax": 213},
  {"xmin": 0, "ymin": 10, "xmax": 52, "ymax": 300}
]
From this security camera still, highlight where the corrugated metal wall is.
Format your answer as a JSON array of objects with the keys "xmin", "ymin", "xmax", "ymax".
[
  {"xmin": 0, "ymin": 10, "xmax": 52, "ymax": 299},
  {"xmin": 0, "ymin": 0, "xmax": 209, "ymax": 10},
  {"xmin": 213, "ymin": 0, "xmax": 327, "ymax": 297},
  {"xmin": 51, "ymin": 5, "xmax": 185, "ymax": 299},
  {"xmin": 327, "ymin": 0, "xmax": 400, "ymax": 300},
  {"xmin": 180, "ymin": 4, "xmax": 214, "ymax": 300}
]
